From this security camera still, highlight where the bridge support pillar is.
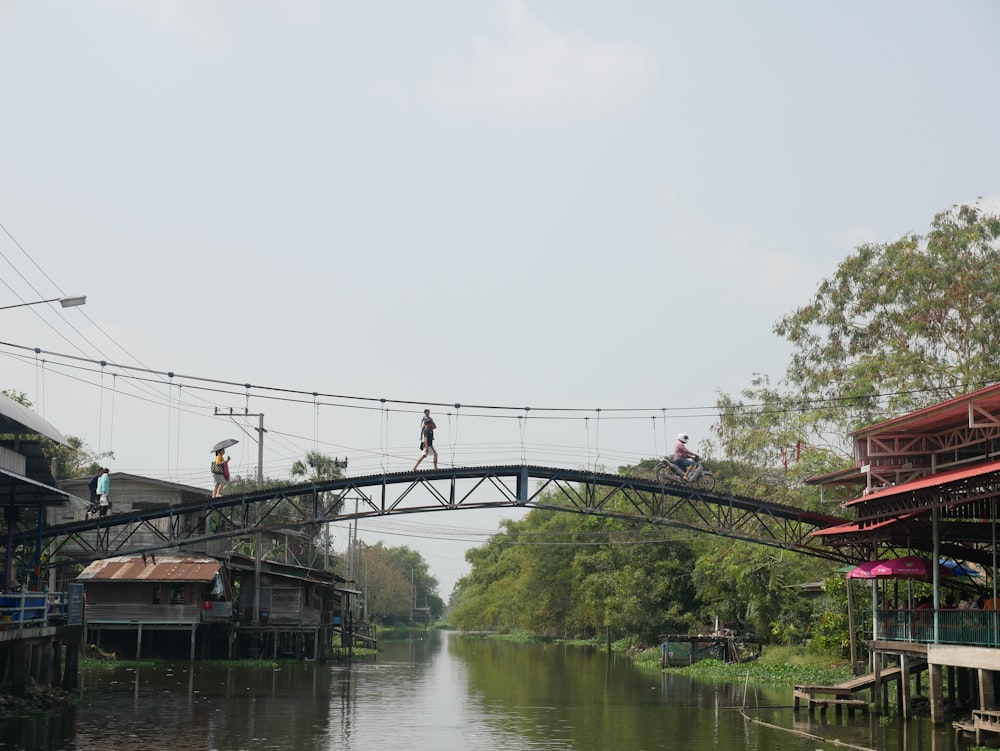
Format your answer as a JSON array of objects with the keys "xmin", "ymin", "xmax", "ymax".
[
  {"xmin": 516, "ymin": 468, "xmax": 528, "ymax": 504},
  {"xmin": 980, "ymin": 668, "xmax": 996, "ymax": 710},
  {"xmin": 900, "ymin": 654, "xmax": 910, "ymax": 717},
  {"xmin": 928, "ymin": 662, "xmax": 945, "ymax": 725}
]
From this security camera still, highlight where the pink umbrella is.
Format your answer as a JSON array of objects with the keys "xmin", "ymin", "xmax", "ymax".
[
  {"xmin": 873, "ymin": 556, "xmax": 952, "ymax": 579},
  {"xmin": 846, "ymin": 560, "xmax": 883, "ymax": 579},
  {"xmin": 847, "ymin": 556, "xmax": 952, "ymax": 580}
]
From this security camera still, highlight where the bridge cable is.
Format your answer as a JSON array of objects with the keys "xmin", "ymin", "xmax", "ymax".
[
  {"xmin": 519, "ymin": 407, "xmax": 530, "ymax": 463},
  {"xmin": 379, "ymin": 399, "xmax": 387, "ymax": 473},
  {"xmin": 584, "ymin": 416, "xmax": 591, "ymax": 468},
  {"xmin": 313, "ymin": 393, "xmax": 320, "ymax": 453},
  {"xmin": 650, "ymin": 415, "xmax": 658, "ymax": 463},
  {"xmin": 175, "ymin": 383, "xmax": 183, "ymax": 482},
  {"xmin": 246, "ymin": 386, "xmax": 255, "ymax": 478},
  {"xmin": 36, "ymin": 348, "xmax": 46, "ymax": 417},
  {"xmin": 97, "ymin": 362, "xmax": 105, "ymax": 454},
  {"xmin": 109, "ymin": 371, "xmax": 117, "ymax": 455},
  {"xmin": 450, "ymin": 403, "xmax": 461, "ymax": 468},
  {"xmin": 165, "ymin": 372, "xmax": 174, "ymax": 480},
  {"xmin": 661, "ymin": 408, "xmax": 667, "ymax": 459},
  {"xmin": 594, "ymin": 408, "xmax": 602, "ymax": 471}
]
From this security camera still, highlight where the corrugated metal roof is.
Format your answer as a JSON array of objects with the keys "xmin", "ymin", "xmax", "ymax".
[
  {"xmin": 59, "ymin": 472, "xmax": 212, "ymax": 500},
  {"xmin": 851, "ymin": 383, "xmax": 1000, "ymax": 437},
  {"xmin": 0, "ymin": 392, "xmax": 68, "ymax": 444},
  {"xmin": 810, "ymin": 511, "xmax": 920, "ymax": 537},
  {"xmin": 843, "ymin": 459, "xmax": 1000, "ymax": 508},
  {"xmin": 0, "ymin": 466, "xmax": 83, "ymax": 507},
  {"xmin": 77, "ymin": 555, "xmax": 220, "ymax": 582}
]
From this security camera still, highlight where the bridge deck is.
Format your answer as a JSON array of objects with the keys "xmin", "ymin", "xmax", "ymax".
[{"xmin": 22, "ymin": 464, "xmax": 850, "ymax": 569}]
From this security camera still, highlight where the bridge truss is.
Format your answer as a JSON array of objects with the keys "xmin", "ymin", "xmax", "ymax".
[{"xmin": 21, "ymin": 464, "xmax": 852, "ymax": 572}]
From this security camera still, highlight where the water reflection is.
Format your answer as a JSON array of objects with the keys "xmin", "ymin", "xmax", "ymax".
[{"xmin": 0, "ymin": 632, "xmax": 978, "ymax": 751}]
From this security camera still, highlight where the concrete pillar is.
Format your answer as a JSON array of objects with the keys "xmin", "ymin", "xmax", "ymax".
[
  {"xmin": 948, "ymin": 665, "xmax": 956, "ymax": 710},
  {"xmin": 40, "ymin": 638, "xmax": 54, "ymax": 686},
  {"xmin": 900, "ymin": 654, "xmax": 910, "ymax": 717},
  {"xmin": 872, "ymin": 650, "xmax": 882, "ymax": 714},
  {"xmin": 928, "ymin": 663, "xmax": 945, "ymax": 725},
  {"xmin": 136, "ymin": 623, "xmax": 143, "ymax": 659},
  {"xmin": 189, "ymin": 626, "xmax": 196, "ymax": 662},
  {"xmin": 980, "ymin": 668, "xmax": 996, "ymax": 710},
  {"xmin": 63, "ymin": 638, "xmax": 79, "ymax": 691},
  {"xmin": 11, "ymin": 643, "xmax": 27, "ymax": 698}
]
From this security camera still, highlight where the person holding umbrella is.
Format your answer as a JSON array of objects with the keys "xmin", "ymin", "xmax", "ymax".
[
  {"xmin": 210, "ymin": 439, "xmax": 237, "ymax": 498},
  {"xmin": 211, "ymin": 449, "xmax": 230, "ymax": 497}
]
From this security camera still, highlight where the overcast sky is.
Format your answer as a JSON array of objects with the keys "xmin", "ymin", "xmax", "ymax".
[{"xmin": 2, "ymin": 1, "xmax": 998, "ymax": 595}]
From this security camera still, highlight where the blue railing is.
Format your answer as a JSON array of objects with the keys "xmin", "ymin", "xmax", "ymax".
[
  {"xmin": 877, "ymin": 608, "xmax": 1000, "ymax": 646},
  {"xmin": 0, "ymin": 591, "xmax": 67, "ymax": 629}
]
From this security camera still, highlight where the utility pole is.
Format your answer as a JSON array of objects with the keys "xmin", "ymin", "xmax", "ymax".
[
  {"xmin": 214, "ymin": 408, "xmax": 266, "ymax": 489},
  {"xmin": 216, "ymin": 407, "xmax": 266, "ymax": 624}
]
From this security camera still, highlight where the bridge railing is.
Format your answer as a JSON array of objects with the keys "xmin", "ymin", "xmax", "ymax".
[{"xmin": 877, "ymin": 608, "xmax": 1000, "ymax": 647}]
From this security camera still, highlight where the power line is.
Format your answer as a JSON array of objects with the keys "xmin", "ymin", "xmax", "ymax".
[{"xmin": 1, "ymin": 338, "xmax": 975, "ymax": 423}]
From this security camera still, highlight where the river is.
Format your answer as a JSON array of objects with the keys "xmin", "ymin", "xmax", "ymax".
[{"xmin": 0, "ymin": 631, "xmax": 973, "ymax": 750}]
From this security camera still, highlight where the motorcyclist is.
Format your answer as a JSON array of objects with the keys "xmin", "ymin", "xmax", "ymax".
[{"xmin": 673, "ymin": 433, "xmax": 699, "ymax": 481}]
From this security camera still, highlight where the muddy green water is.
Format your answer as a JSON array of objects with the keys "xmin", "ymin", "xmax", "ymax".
[{"xmin": 0, "ymin": 631, "xmax": 974, "ymax": 750}]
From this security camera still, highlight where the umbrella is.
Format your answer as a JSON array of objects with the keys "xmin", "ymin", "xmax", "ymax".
[
  {"xmin": 846, "ymin": 556, "xmax": 952, "ymax": 580},
  {"xmin": 875, "ymin": 556, "xmax": 952, "ymax": 579},
  {"xmin": 940, "ymin": 559, "xmax": 980, "ymax": 578},
  {"xmin": 846, "ymin": 560, "xmax": 883, "ymax": 579},
  {"xmin": 211, "ymin": 438, "xmax": 239, "ymax": 453}
]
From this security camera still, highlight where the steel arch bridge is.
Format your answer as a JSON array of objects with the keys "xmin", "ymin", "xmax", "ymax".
[{"xmin": 23, "ymin": 464, "xmax": 851, "ymax": 571}]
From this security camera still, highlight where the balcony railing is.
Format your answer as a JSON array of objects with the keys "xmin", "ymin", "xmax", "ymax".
[
  {"xmin": 0, "ymin": 591, "xmax": 68, "ymax": 630},
  {"xmin": 877, "ymin": 608, "xmax": 1000, "ymax": 647}
]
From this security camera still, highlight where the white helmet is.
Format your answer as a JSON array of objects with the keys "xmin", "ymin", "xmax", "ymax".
[{"xmin": 677, "ymin": 433, "xmax": 689, "ymax": 444}]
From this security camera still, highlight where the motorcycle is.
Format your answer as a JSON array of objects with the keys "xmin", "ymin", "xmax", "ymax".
[{"xmin": 655, "ymin": 456, "xmax": 715, "ymax": 490}]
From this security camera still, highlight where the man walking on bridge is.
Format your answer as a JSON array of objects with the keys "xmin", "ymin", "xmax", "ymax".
[{"xmin": 413, "ymin": 409, "xmax": 438, "ymax": 470}]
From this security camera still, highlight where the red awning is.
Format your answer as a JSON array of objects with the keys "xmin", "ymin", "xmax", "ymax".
[
  {"xmin": 811, "ymin": 511, "xmax": 920, "ymax": 537},
  {"xmin": 843, "ymin": 459, "xmax": 1000, "ymax": 508}
]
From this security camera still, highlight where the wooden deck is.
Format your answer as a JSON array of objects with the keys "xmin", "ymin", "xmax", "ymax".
[
  {"xmin": 793, "ymin": 685, "xmax": 869, "ymax": 717},
  {"xmin": 793, "ymin": 658, "xmax": 930, "ymax": 719},
  {"xmin": 954, "ymin": 709, "xmax": 1000, "ymax": 744}
]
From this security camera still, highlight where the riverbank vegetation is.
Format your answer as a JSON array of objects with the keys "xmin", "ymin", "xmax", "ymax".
[
  {"xmin": 632, "ymin": 644, "xmax": 853, "ymax": 687},
  {"xmin": 447, "ymin": 490, "xmax": 848, "ymax": 649},
  {"xmin": 447, "ymin": 203, "xmax": 1000, "ymax": 658}
]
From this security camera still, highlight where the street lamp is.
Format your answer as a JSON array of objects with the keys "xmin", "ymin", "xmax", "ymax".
[{"xmin": 0, "ymin": 295, "xmax": 87, "ymax": 311}]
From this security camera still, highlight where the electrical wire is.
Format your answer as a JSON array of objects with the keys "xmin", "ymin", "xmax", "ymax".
[{"xmin": 1, "ymin": 338, "xmax": 978, "ymax": 424}]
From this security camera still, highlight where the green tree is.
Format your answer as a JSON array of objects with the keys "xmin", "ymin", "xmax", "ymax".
[
  {"xmin": 572, "ymin": 520, "xmax": 698, "ymax": 642},
  {"xmin": 774, "ymin": 202, "xmax": 1000, "ymax": 429},
  {"xmin": 690, "ymin": 540, "xmax": 821, "ymax": 642},
  {"xmin": 710, "ymin": 374, "xmax": 852, "ymax": 505},
  {"xmin": 703, "ymin": 204, "xmax": 1000, "ymax": 650},
  {"xmin": 291, "ymin": 451, "xmax": 347, "ymax": 482},
  {"xmin": 450, "ymin": 494, "xmax": 700, "ymax": 642},
  {"xmin": 357, "ymin": 542, "xmax": 443, "ymax": 624}
]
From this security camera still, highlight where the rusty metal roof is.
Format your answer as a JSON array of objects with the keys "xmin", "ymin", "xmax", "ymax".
[
  {"xmin": 842, "ymin": 459, "xmax": 1000, "ymax": 508},
  {"xmin": 76, "ymin": 555, "xmax": 220, "ymax": 583},
  {"xmin": 852, "ymin": 382, "xmax": 1000, "ymax": 437}
]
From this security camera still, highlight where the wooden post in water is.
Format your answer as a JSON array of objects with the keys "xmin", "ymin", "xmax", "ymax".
[{"xmin": 847, "ymin": 578, "xmax": 858, "ymax": 670}]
